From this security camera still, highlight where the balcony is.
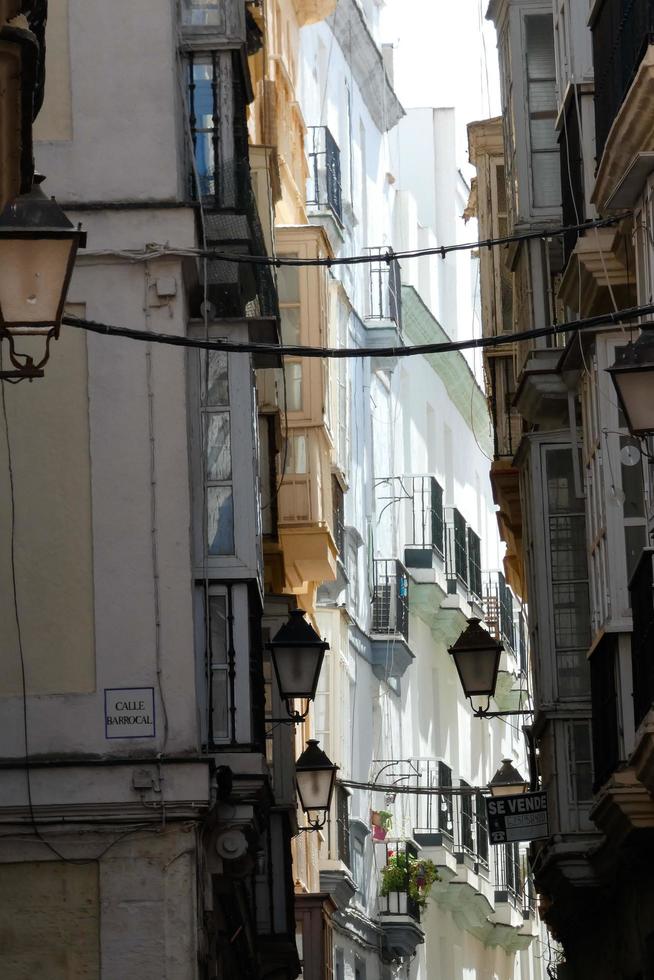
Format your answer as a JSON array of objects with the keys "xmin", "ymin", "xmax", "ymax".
[
  {"xmin": 444, "ymin": 508, "xmax": 483, "ymax": 605},
  {"xmin": 363, "ymin": 249, "xmax": 403, "ymax": 366},
  {"xmin": 559, "ymin": 96, "xmax": 585, "ymax": 269},
  {"xmin": 592, "ymin": 0, "xmax": 654, "ymax": 163},
  {"xmin": 372, "ymin": 559, "xmax": 409, "ymax": 641},
  {"xmin": 306, "ymin": 126, "xmax": 342, "ymax": 224},
  {"xmin": 375, "ymin": 759, "xmax": 536, "ymax": 952},
  {"xmin": 377, "ymin": 839, "xmax": 425, "ymax": 960},
  {"xmin": 369, "ymin": 559, "xmax": 413, "ymax": 681}
]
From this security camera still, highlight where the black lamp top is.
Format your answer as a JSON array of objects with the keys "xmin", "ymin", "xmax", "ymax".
[{"xmin": 268, "ymin": 608, "xmax": 329, "ymax": 650}]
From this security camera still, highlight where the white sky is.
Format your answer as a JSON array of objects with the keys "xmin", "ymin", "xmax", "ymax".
[{"xmin": 381, "ymin": 0, "xmax": 501, "ymax": 177}]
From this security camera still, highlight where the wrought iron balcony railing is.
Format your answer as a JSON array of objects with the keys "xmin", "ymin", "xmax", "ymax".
[
  {"xmin": 482, "ymin": 570, "xmax": 517, "ymax": 656},
  {"xmin": 378, "ymin": 838, "xmax": 421, "ymax": 922},
  {"xmin": 444, "ymin": 508, "xmax": 482, "ymax": 600},
  {"xmin": 375, "ymin": 475, "xmax": 445, "ymax": 561},
  {"xmin": 307, "ymin": 126, "xmax": 343, "ymax": 222},
  {"xmin": 592, "ymin": 0, "xmax": 654, "ymax": 161},
  {"xmin": 371, "ymin": 559, "xmax": 409, "ymax": 642},
  {"xmin": 366, "ymin": 247, "xmax": 402, "ymax": 329},
  {"xmin": 331, "ymin": 475, "xmax": 345, "ymax": 558}
]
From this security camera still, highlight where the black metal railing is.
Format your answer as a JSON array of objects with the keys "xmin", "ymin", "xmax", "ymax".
[
  {"xmin": 335, "ymin": 784, "xmax": 351, "ymax": 868},
  {"xmin": 559, "ymin": 94, "xmax": 585, "ymax": 266},
  {"xmin": 376, "ymin": 475, "xmax": 445, "ymax": 561},
  {"xmin": 492, "ymin": 842, "xmax": 521, "ymax": 901},
  {"xmin": 372, "ymin": 559, "xmax": 409, "ymax": 642},
  {"xmin": 366, "ymin": 248, "xmax": 402, "ymax": 329},
  {"xmin": 482, "ymin": 570, "xmax": 516, "ymax": 655},
  {"xmin": 443, "ymin": 508, "xmax": 485, "ymax": 602},
  {"xmin": 371, "ymin": 758, "xmax": 534, "ymax": 916},
  {"xmin": 592, "ymin": 0, "xmax": 654, "ymax": 161},
  {"xmin": 488, "ymin": 356, "xmax": 522, "ymax": 460},
  {"xmin": 590, "ymin": 634, "xmax": 621, "ymax": 791},
  {"xmin": 629, "ymin": 548, "xmax": 654, "ymax": 728},
  {"xmin": 378, "ymin": 839, "xmax": 420, "ymax": 922},
  {"xmin": 307, "ymin": 126, "xmax": 343, "ymax": 222}
]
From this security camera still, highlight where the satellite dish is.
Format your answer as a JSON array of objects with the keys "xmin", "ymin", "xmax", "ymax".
[{"xmin": 620, "ymin": 443, "xmax": 641, "ymax": 467}]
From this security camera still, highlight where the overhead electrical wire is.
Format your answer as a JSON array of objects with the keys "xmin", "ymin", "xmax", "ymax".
[
  {"xmin": 80, "ymin": 213, "xmax": 631, "ymax": 271},
  {"xmin": 62, "ymin": 301, "xmax": 654, "ymax": 361}
]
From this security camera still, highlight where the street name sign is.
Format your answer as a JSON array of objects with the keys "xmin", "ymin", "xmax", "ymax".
[
  {"xmin": 485, "ymin": 790, "xmax": 548, "ymax": 844},
  {"xmin": 104, "ymin": 687, "xmax": 156, "ymax": 739}
]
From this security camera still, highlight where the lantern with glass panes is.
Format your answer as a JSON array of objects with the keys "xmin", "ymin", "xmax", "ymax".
[
  {"xmin": 607, "ymin": 328, "xmax": 654, "ymax": 436},
  {"xmin": 448, "ymin": 618, "xmax": 532, "ymax": 718},
  {"xmin": 267, "ymin": 609, "xmax": 329, "ymax": 723},
  {"xmin": 295, "ymin": 739, "xmax": 339, "ymax": 831},
  {"xmin": 0, "ymin": 177, "xmax": 86, "ymax": 380}
]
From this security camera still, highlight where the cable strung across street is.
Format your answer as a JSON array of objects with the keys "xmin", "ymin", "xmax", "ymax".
[{"xmin": 62, "ymin": 302, "xmax": 652, "ymax": 360}]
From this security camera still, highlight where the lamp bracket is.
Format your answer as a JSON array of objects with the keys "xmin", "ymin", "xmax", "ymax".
[
  {"xmin": 469, "ymin": 695, "xmax": 533, "ymax": 719},
  {"xmin": 0, "ymin": 328, "xmax": 53, "ymax": 381}
]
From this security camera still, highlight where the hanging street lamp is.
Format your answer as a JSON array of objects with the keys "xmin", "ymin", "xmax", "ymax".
[
  {"xmin": 448, "ymin": 617, "xmax": 532, "ymax": 719},
  {"xmin": 295, "ymin": 739, "xmax": 339, "ymax": 831},
  {"xmin": 488, "ymin": 758, "xmax": 529, "ymax": 797},
  {"xmin": 0, "ymin": 175, "xmax": 86, "ymax": 380},
  {"xmin": 607, "ymin": 327, "xmax": 654, "ymax": 436},
  {"xmin": 267, "ymin": 608, "xmax": 329, "ymax": 723}
]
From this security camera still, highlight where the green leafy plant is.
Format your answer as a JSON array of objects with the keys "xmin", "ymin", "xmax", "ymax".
[{"xmin": 379, "ymin": 851, "xmax": 440, "ymax": 910}]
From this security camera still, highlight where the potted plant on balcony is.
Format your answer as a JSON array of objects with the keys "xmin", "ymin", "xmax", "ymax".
[
  {"xmin": 371, "ymin": 809, "xmax": 393, "ymax": 841},
  {"xmin": 379, "ymin": 851, "xmax": 439, "ymax": 912}
]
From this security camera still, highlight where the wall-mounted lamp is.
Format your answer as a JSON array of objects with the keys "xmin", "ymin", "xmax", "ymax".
[
  {"xmin": 0, "ymin": 176, "xmax": 86, "ymax": 380},
  {"xmin": 448, "ymin": 618, "xmax": 532, "ymax": 719},
  {"xmin": 295, "ymin": 739, "xmax": 339, "ymax": 831},
  {"xmin": 267, "ymin": 609, "xmax": 329, "ymax": 724},
  {"xmin": 607, "ymin": 327, "xmax": 654, "ymax": 436}
]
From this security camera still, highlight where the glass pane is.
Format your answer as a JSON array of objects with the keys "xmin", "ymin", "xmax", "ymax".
[
  {"xmin": 206, "ymin": 412, "xmax": 232, "ymax": 481},
  {"xmin": 211, "ymin": 669, "xmax": 229, "ymax": 740},
  {"xmin": 203, "ymin": 351, "xmax": 229, "ymax": 406},
  {"xmin": 546, "ymin": 448, "xmax": 579, "ymax": 512},
  {"xmin": 194, "ymin": 131, "xmax": 215, "ymax": 197},
  {"xmin": 552, "ymin": 582, "xmax": 590, "ymax": 649},
  {"xmin": 621, "ymin": 436, "xmax": 645, "ymax": 518},
  {"xmin": 277, "ymin": 263, "xmax": 300, "ymax": 303},
  {"xmin": 281, "ymin": 307, "xmax": 301, "ymax": 346},
  {"xmin": 286, "ymin": 434, "xmax": 307, "ymax": 474},
  {"xmin": 525, "ymin": 15, "xmax": 556, "ymax": 79},
  {"xmin": 557, "ymin": 650, "xmax": 589, "ymax": 698},
  {"xmin": 183, "ymin": 0, "xmax": 221, "ymax": 26},
  {"xmin": 528, "ymin": 81, "xmax": 556, "ymax": 114},
  {"xmin": 549, "ymin": 515, "xmax": 587, "ymax": 580},
  {"xmin": 209, "ymin": 595, "xmax": 228, "ymax": 664},
  {"xmin": 284, "ymin": 362, "xmax": 303, "ymax": 411},
  {"xmin": 208, "ymin": 487, "xmax": 234, "ymax": 555},
  {"xmin": 191, "ymin": 65, "xmax": 215, "ymax": 128},
  {"xmin": 530, "ymin": 116, "xmax": 556, "ymax": 151},
  {"xmin": 532, "ymin": 152, "xmax": 561, "ymax": 207}
]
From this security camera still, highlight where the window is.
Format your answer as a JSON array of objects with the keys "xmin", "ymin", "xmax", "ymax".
[
  {"xmin": 452, "ymin": 509, "xmax": 468, "ymax": 585},
  {"xmin": 525, "ymin": 15, "xmax": 560, "ymax": 209},
  {"xmin": 207, "ymin": 587, "xmax": 231, "ymax": 743},
  {"xmin": 460, "ymin": 780, "xmax": 474, "ymax": 853},
  {"xmin": 201, "ymin": 351, "xmax": 234, "ymax": 556},
  {"xmin": 186, "ymin": 50, "xmax": 245, "ymax": 209},
  {"xmin": 438, "ymin": 762, "xmax": 453, "ymax": 838},
  {"xmin": 544, "ymin": 447, "xmax": 590, "ymax": 697},
  {"xmin": 335, "ymin": 949, "xmax": 345, "ymax": 980},
  {"xmin": 567, "ymin": 720, "xmax": 593, "ymax": 805},
  {"xmin": 182, "ymin": 0, "xmax": 221, "ymax": 25},
  {"xmin": 467, "ymin": 528, "xmax": 482, "ymax": 599},
  {"xmin": 430, "ymin": 478, "xmax": 444, "ymax": 555}
]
